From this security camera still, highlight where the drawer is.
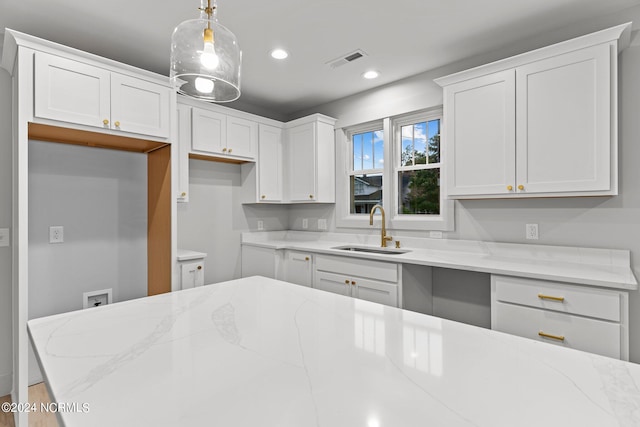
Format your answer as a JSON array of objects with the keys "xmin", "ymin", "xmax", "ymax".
[
  {"xmin": 315, "ymin": 255, "xmax": 398, "ymax": 283},
  {"xmin": 492, "ymin": 275, "xmax": 620, "ymax": 322},
  {"xmin": 494, "ymin": 301, "xmax": 621, "ymax": 359}
]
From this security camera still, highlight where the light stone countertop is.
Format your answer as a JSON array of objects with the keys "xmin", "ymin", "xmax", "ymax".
[
  {"xmin": 242, "ymin": 231, "xmax": 638, "ymax": 290},
  {"xmin": 28, "ymin": 276, "xmax": 640, "ymax": 427}
]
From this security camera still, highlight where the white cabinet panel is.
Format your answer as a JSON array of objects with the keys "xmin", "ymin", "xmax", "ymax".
[
  {"xmin": 227, "ymin": 116, "xmax": 257, "ymax": 158},
  {"xmin": 176, "ymin": 104, "xmax": 191, "ymax": 202},
  {"xmin": 494, "ymin": 302, "xmax": 620, "ymax": 359},
  {"xmin": 258, "ymin": 125, "xmax": 283, "ymax": 202},
  {"xmin": 516, "ymin": 44, "xmax": 610, "ymax": 194},
  {"xmin": 180, "ymin": 261, "xmax": 204, "ymax": 289},
  {"xmin": 445, "ymin": 70, "xmax": 515, "ymax": 196},
  {"xmin": 354, "ymin": 278, "xmax": 398, "ymax": 307},
  {"xmin": 110, "ymin": 73, "xmax": 170, "ymax": 138},
  {"xmin": 192, "ymin": 108, "xmax": 226, "ymax": 154},
  {"xmin": 315, "ymin": 271, "xmax": 351, "ymax": 297},
  {"xmin": 491, "ymin": 275, "xmax": 628, "ymax": 360},
  {"xmin": 288, "ymin": 122, "xmax": 317, "ymax": 201},
  {"xmin": 34, "ymin": 52, "xmax": 110, "ymax": 128},
  {"xmin": 284, "ymin": 251, "xmax": 312, "ymax": 287}
]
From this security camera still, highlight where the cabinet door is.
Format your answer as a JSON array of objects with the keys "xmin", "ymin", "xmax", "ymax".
[
  {"xmin": 34, "ymin": 52, "xmax": 110, "ymax": 129},
  {"xmin": 176, "ymin": 105, "xmax": 191, "ymax": 202},
  {"xmin": 516, "ymin": 44, "xmax": 611, "ymax": 194},
  {"xmin": 181, "ymin": 261, "xmax": 204, "ymax": 289},
  {"xmin": 192, "ymin": 108, "xmax": 226, "ymax": 154},
  {"xmin": 258, "ymin": 125, "xmax": 283, "ymax": 201},
  {"xmin": 444, "ymin": 70, "xmax": 516, "ymax": 196},
  {"xmin": 227, "ymin": 116, "xmax": 257, "ymax": 159},
  {"xmin": 110, "ymin": 73, "xmax": 170, "ymax": 138},
  {"xmin": 288, "ymin": 123, "xmax": 317, "ymax": 201},
  {"xmin": 354, "ymin": 278, "xmax": 398, "ymax": 307},
  {"xmin": 314, "ymin": 271, "xmax": 351, "ymax": 297},
  {"xmin": 284, "ymin": 251, "xmax": 312, "ymax": 287}
]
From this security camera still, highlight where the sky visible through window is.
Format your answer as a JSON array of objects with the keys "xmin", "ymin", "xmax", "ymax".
[{"xmin": 353, "ymin": 130, "xmax": 384, "ymax": 171}]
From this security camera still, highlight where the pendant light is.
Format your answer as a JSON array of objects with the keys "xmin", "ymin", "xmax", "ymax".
[{"xmin": 170, "ymin": 0, "xmax": 241, "ymax": 102}]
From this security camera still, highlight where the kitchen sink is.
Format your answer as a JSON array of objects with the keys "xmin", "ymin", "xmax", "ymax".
[{"xmin": 332, "ymin": 245, "xmax": 410, "ymax": 255}]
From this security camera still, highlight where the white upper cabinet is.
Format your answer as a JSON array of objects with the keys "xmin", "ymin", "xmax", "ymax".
[
  {"xmin": 285, "ymin": 114, "xmax": 336, "ymax": 203},
  {"xmin": 444, "ymin": 70, "xmax": 515, "ymax": 197},
  {"xmin": 436, "ymin": 23, "xmax": 631, "ymax": 199},
  {"xmin": 257, "ymin": 124, "xmax": 283, "ymax": 202},
  {"xmin": 34, "ymin": 52, "xmax": 170, "ymax": 139},
  {"xmin": 515, "ymin": 44, "xmax": 610, "ymax": 194},
  {"xmin": 191, "ymin": 106, "xmax": 257, "ymax": 160}
]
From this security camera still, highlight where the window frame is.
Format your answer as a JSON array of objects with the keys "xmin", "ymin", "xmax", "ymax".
[{"xmin": 335, "ymin": 109, "xmax": 453, "ymax": 231}]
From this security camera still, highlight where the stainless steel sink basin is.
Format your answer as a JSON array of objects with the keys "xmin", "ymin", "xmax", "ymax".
[{"xmin": 332, "ymin": 245, "xmax": 410, "ymax": 255}]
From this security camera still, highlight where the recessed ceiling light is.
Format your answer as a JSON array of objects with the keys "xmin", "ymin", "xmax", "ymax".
[
  {"xmin": 363, "ymin": 70, "xmax": 379, "ymax": 79},
  {"xmin": 270, "ymin": 49, "xmax": 289, "ymax": 60}
]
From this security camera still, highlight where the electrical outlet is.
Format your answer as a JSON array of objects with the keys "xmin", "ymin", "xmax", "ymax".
[
  {"xmin": 257, "ymin": 220, "xmax": 264, "ymax": 231},
  {"xmin": 302, "ymin": 218, "xmax": 308, "ymax": 229},
  {"xmin": 83, "ymin": 288, "xmax": 112, "ymax": 309},
  {"xmin": 318, "ymin": 219, "xmax": 327, "ymax": 230},
  {"xmin": 49, "ymin": 226, "xmax": 64, "ymax": 243},
  {"xmin": 526, "ymin": 223, "xmax": 539, "ymax": 240}
]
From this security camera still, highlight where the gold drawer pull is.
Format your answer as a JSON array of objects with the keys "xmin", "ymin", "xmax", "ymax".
[
  {"xmin": 103, "ymin": 119, "xmax": 109, "ymax": 125},
  {"xmin": 506, "ymin": 185, "xmax": 513, "ymax": 191},
  {"xmin": 304, "ymin": 257, "xmax": 310, "ymax": 261},
  {"xmin": 538, "ymin": 293, "xmax": 565, "ymax": 302},
  {"xmin": 517, "ymin": 185, "xmax": 524, "ymax": 190},
  {"xmin": 197, "ymin": 265, "xmax": 202, "ymax": 270},
  {"xmin": 345, "ymin": 279, "xmax": 350, "ymax": 284},
  {"xmin": 351, "ymin": 281, "xmax": 356, "ymax": 285},
  {"xmin": 114, "ymin": 121, "xmax": 121, "ymax": 127},
  {"xmin": 222, "ymin": 148, "xmax": 227, "ymax": 152},
  {"xmin": 538, "ymin": 331, "xmax": 565, "ymax": 342}
]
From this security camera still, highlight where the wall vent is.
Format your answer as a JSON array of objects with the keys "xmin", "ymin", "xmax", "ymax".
[{"xmin": 326, "ymin": 49, "xmax": 368, "ymax": 69}]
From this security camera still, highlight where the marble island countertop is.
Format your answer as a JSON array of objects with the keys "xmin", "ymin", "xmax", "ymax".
[
  {"xmin": 28, "ymin": 276, "xmax": 640, "ymax": 427},
  {"xmin": 242, "ymin": 231, "xmax": 638, "ymax": 290}
]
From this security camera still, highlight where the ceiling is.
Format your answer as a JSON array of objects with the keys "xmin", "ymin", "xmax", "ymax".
[{"xmin": 1, "ymin": 0, "xmax": 639, "ymax": 120}]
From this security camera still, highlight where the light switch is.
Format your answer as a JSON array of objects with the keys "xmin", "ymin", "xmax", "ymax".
[{"xmin": 0, "ymin": 228, "xmax": 9, "ymax": 247}]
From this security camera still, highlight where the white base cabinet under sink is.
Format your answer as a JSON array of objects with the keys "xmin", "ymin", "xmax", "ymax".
[
  {"xmin": 491, "ymin": 275, "xmax": 629, "ymax": 360},
  {"xmin": 314, "ymin": 255, "xmax": 400, "ymax": 307}
]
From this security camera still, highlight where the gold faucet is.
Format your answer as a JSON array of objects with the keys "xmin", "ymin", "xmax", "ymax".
[{"xmin": 369, "ymin": 204, "xmax": 392, "ymax": 247}]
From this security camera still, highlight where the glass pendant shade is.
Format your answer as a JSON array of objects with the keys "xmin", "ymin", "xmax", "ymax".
[{"xmin": 170, "ymin": 0, "xmax": 241, "ymax": 102}]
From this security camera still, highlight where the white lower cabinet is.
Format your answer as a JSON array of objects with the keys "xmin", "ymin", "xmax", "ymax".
[
  {"xmin": 241, "ymin": 245, "xmax": 284, "ymax": 279},
  {"xmin": 284, "ymin": 251, "xmax": 313, "ymax": 287},
  {"xmin": 314, "ymin": 255, "xmax": 399, "ymax": 307},
  {"xmin": 177, "ymin": 249, "xmax": 207, "ymax": 290},
  {"xmin": 491, "ymin": 275, "xmax": 629, "ymax": 360}
]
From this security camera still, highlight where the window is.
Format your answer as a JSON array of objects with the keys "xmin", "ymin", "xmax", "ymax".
[
  {"xmin": 348, "ymin": 124, "xmax": 384, "ymax": 214},
  {"xmin": 396, "ymin": 115, "xmax": 441, "ymax": 215},
  {"xmin": 336, "ymin": 109, "xmax": 453, "ymax": 231}
]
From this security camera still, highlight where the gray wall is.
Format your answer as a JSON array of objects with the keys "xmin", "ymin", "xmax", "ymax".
[
  {"xmin": 0, "ymin": 62, "xmax": 13, "ymax": 396},
  {"xmin": 177, "ymin": 159, "xmax": 289, "ymax": 285},
  {"xmin": 288, "ymin": 7, "xmax": 640, "ymax": 362},
  {"xmin": 27, "ymin": 140, "xmax": 149, "ymax": 384}
]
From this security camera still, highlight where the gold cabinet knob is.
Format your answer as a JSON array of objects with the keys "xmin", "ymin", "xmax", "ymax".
[
  {"xmin": 197, "ymin": 265, "xmax": 202, "ymax": 270},
  {"xmin": 261, "ymin": 195, "xmax": 266, "ymax": 199},
  {"xmin": 181, "ymin": 192, "xmax": 187, "ymax": 197},
  {"xmin": 304, "ymin": 257, "xmax": 310, "ymax": 261},
  {"xmin": 344, "ymin": 279, "xmax": 350, "ymax": 284},
  {"xmin": 222, "ymin": 148, "xmax": 227, "ymax": 152},
  {"xmin": 351, "ymin": 281, "xmax": 356, "ymax": 285},
  {"xmin": 103, "ymin": 119, "xmax": 109, "ymax": 125},
  {"xmin": 114, "ymin": 121, "xmax": 121, "ymax": 127},
  {"xmin": 507, "ymin": 185, "xmax": 513, "ymax": 191},
  {"xmin": 309, "ymin": 194, "xmax": 314, "ymax": 199},
  {"xmin": 228, "ymin": 148, "xmax": 232, "ymax": 153},
  {"xmin": 517, "ymin": 185, "xmax": 524, "ymax": 190}
]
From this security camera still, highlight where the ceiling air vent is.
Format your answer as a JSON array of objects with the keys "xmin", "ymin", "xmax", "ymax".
[{"xmin": 326, "ymin": 49, "xmax": 368, "ymax": 69}]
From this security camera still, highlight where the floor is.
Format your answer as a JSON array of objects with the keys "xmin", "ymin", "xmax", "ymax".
[{"xmin": 0, "ymin": 383, "xmax": 59, "ymax": 427}]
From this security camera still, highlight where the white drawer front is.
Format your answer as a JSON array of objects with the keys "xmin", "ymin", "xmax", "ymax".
[
  {"xmin": 316, "ymin": 255, "xmax": 398, "ymax": 283},
  {"xmin": 494, "ymin": 302, "xmax": 620, "ymax": 359},
  {"xmin": 493, "ymin": 275, "xmax": 620, "ymax": 322}
]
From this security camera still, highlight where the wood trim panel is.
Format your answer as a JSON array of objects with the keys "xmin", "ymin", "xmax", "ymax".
[
  {"xmin": 189, "ymin": 153, "xmax": 249, "ymax": 164},
  {"xmin": 28, "ymin": 122, "xmax": 168, "ymax": 153},
  {"xmin": 148, "ymin": 145, "xmax": 172, "ymax": 296}
]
